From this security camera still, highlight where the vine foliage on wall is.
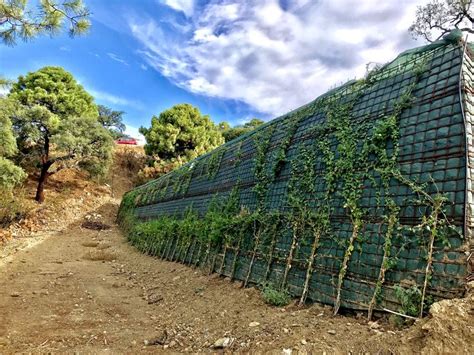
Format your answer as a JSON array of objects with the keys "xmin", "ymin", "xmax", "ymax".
[{"xmin": 119, "ymin": 48, "xmax": 463, "ymax": 318}]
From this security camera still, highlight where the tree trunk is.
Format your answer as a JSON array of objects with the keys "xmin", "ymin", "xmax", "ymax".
[
  {"xmin": 35, "ymin": 135, "xmax": 51, "ymax": 204},
  {"xmin": 35, "ymin": 161, "xmax": 52, "ymax": 203}
]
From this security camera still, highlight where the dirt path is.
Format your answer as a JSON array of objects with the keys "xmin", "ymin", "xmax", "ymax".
[{"xmin": 0, "ymin": 200, "xmax": 470, "ymax": 353}]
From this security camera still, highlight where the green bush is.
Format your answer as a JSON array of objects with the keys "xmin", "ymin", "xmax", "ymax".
[
  {"xmin": 261, "ymin": 283, "xmax": 291, "ymax": 306},
  {"xmin": 394, "ymin": 284, "xmax": 433, "ymax": 317}
]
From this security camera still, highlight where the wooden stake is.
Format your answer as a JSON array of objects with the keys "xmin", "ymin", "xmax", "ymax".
[
  {"xmin": 334, "ymin": 223, "xmax": 359, "ymax": 315},
  {"xmin": 175, "ymin": 239, "xmax": 185, "ymax": 262},
  {"xmin": 264, "ymin": 232, "xmax": 277, "ymax": 281},
  {"xmin": 151, "ymin": 239, "xmax": 160, "ymax": 257},
  {"xmin": 160, "ymin": 238, "xmax": 171, "ymax": 259},
  {"xmin": 218, "ymin": 244, "xmax": 228, "ymax": 275},
  {"xmin": 202, "ymin": 242, "xmax": 211, "ymax": 270},
  {"xmin": 299, "ymin": 230, "xmax": 321, "ymax": 306},
  {"xmin": 367, "ymin": 204, "xmax": 399, "ymax": 319},
  {"xmin": 243, "ymin": 221, "xmax": 261, "ymax": 288},
  {"xmin": 209, "ymin": 248, "xmax": 218, "ymax": 275},
  {"xmin": 165, "ymin": 237, "xmax": 175, "ymax": 260},
  {"xmin": 170, "ymin": 235, "xmax": 181, "ymax": 261},
  {"xmin": 158, "ymin": 237, "xmax": 167, "ymax": 257},
  {"xmin": 281, "ymin": 222, "xmax": 299, "ymax": 289},
  {"xmin": 230, "ymin": 234, "xmax": 243, "ymax": 280},
  {"xmin": 183, "ymin": 239, "xmax": 195, "ymax": 264},
  {"xmin": 420, "ymin": 227, "xmax": 436, "ymax": 318},
  {"xmin": 368, "ymin": 253, "xmax": 388, "ymax": 320},
  {"xmin": 193, "ymin": 242, "xmax": 203, "ymax": 268},
  {"xmin": 189, "ymin": 240, "xmax": 198, "ymax": 266}
]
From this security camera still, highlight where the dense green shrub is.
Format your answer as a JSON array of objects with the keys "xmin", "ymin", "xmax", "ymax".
[{"xmin": 261, "ymin": 283, "xmax": 291, "ymax": 307}]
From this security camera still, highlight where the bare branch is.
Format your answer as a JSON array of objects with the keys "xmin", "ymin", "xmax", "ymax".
[{"xmin": 409, "ymin": 0, "xmax": 474, "ymax": 42}]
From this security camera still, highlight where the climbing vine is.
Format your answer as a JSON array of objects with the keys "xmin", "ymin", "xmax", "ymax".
[
  {"xmin": 119, "ymin": 48, "xmax": 463, "ymax": 318},
  {"xmin": 253, "ymin": 125, "xmax": 275, "ymax": 208},
  {"xmin": 207, "ymin": 147, "xmax": 226, "ymax": 180}
]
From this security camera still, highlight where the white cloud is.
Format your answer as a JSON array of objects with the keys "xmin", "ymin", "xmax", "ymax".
[
  {"xmin": 140, "ymin": 63, "xmax": 148, "ymax": 70},
  {"xmin": 0, "ymin": 86, "xmax": 8, "ymax": 97},
  {"xmin": 124, "ymin": 124, "xmax": 146, "ymax": 145},
  {"xmin": 131, "ymin": 0, "xmax": 429, "ymax": 116},
  {"xmin": 161, "ymin": 0, "xmax": 195, "ymax": 17},
  {"xmin": 107, "ymin": 52, "xmax": 129, "ymax": 66},
  {"xmin": 88, "ymin": 88, "xmax": 144, "ymax": 110},
  {"xmin": 59, "ymin": 46, "xmax": 71, "ymax": 52}
]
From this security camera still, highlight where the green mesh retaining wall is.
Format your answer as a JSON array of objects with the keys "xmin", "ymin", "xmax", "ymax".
[{"xmin": 119, "ymin": 34, "xmax": 473, "ymax": 316}]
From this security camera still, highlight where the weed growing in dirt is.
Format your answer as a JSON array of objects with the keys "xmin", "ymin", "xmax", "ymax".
[
  {"xmin": 394, "ymin": 284, "xmax": 433, "ymax": 318},
  {"xmin": 261, "ymin": 283, "xmax": 291, "ymax": 307}
]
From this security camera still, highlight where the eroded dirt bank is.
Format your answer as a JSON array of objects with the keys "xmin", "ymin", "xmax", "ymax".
[{"xmin": 0, "ymin": 201, "xmax": 472, "ymax": 353}]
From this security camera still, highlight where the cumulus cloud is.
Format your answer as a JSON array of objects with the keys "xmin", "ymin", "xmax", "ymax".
[
  {"xmin": 161, "ymin": 0, "xmax": 195, "ymax": 17},
  {"xmin": 131, "ymin": 0, "xmax": 427, "ymax": 116}
]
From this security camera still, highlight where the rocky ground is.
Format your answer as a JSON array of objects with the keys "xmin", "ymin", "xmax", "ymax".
[
  {"xmin": 0, "ymin": 147, "xmax": 472, "ymax": 353},
  {"xmin": 0, "ymin": 200, "xmax": 472, "ymax": 353}
]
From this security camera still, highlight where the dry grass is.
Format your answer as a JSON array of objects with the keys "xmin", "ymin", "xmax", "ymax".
[{"xmin": 0, "ymin": 188, "xmax": 34, "ymax": 229}]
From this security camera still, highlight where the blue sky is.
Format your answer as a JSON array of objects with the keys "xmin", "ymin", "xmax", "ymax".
[{"xmin": 0, "ymin": 0, "xmax": 429, "ymax": 142}]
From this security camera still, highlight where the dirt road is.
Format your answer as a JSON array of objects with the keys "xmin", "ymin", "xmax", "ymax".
[{"xmin": 0, "ymin": 200, "xmax": 471, "ymax": 353}]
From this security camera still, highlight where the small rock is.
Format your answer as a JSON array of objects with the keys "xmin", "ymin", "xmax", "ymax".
[
  {"xmin": 145, "ymin": 331, "xmax": 168, "ymax": 346},
  {"xmin": 147, "ymin": 294, "xmax": 163, "ymax": 305},
  {"xmin": 301, "ymin": 339, "xmax": 307, "ymax": 345},
  {"xmin": 282, "ymin": 348, "xmax": 292, "ymax": 355},
  {"xmin": 249, "ymin": 321, "xmax": 260, "ymax": 327},
  {"xmin": 368, "ymin": 321, "xmax": 381, "ymax": 330},
  {"xmin": 212, "ymin": 337, "xmax": 234, "ymax": 349},
  {"xmin": 0, "ymin": 338, "xmax": 11, "ymax": 346},
  {"xmin": 172, "ymin": 276, "xmax": 181, "ymax": 281},
  {"xmin": 327, "ymin": 330, "xmax": 336, "ymax": 335},
  {"xmin": 283, "ymin": 328, "xmax": 289, "ymax": 333}
]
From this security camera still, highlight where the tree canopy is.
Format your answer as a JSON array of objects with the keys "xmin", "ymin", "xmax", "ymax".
[
  {"xmin": 7, "ymin": 66, "xmax": 113, "ymax": 203},
  {"xmin": 98, "ymin": 104, "xmax": 126, "ymax": 139},
  {"xmin": 10, "ymin": 66, "xmax": 97, "ymax": 118},
  {"xmin": 409, "ymin": 0, "xmax": 474, "ymax": 42},
  {"xmin": 219, "ymin": 118, "xmax": 264, "ymax": 142},
  {"xmin": 0, "ymin": 97, "xmax": 26, "ymax": 191},
  {"xmin": 140, "ymin": 103, "xmax": 224, "ymax": 162},
  {"xmin": 0, "ymin": 0, "xmax": 90, "ymax": 46}
]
